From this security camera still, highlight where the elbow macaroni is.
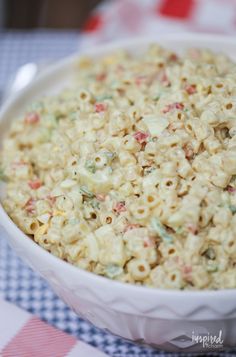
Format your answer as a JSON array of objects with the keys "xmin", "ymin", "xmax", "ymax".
[{"xmin": 1, "ymin": 44, "xmax": 236, "ymax": 290}]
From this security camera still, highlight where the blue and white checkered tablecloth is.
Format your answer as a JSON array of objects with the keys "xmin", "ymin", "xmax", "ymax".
[{"xmin": 0, "ymin": 30, "xmax": 235, "ymax": 357}]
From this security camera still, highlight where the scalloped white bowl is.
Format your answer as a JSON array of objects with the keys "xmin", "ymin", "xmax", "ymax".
[{"xmin": 1, "ymin": 34, "xmax": 236, "ymax": 353}]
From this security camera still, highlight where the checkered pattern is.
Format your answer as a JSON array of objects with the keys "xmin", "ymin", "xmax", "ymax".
[
  {"xmin": 80, "ymin": 0, "xmax": 236, "ymax": 48},
  {"xmin": 0, "ymin": 31, "xmax": 79, "ymax": 96},
  {"xmin": 0, "ymin": 299, "xmax": 108, "ymax": 357},
  {"xmin": 0, "ymin": 28, "xmax": 236, "ymax": 357}
]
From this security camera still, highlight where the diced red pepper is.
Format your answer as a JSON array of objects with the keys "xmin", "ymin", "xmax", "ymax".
[
  {"xmin": 185, "ymin": 84, "xmax": 196, "ymax": 95},
  {"xmin": 175, "ymin": 102, "xmax": 184, "ymax": 110},
  {"xmin": 133, "ymin": 131, "xmax": 149, "ymax": 144},
  {"xmin": 96, "ymin": 73, "xmax": 106, "ymax": 81},
  {"xmin": 227, "ymin": 185, "xmax": 236, "ymax": 193},
  {"xmin": 28, "ymin": 179, "xmax": 42, "ymax": 190},
  {"xmin": 114, "ymin": 201, "xmax": 126, "ymax": 213},
  {"xmin": 181, "ymin": 264, "xmax": 192, "ymax": 281},
  {"xmin": 182, "ymin": 265, "xmax": 192, "ymax": 274},
  {"xmin": 162, "ymin": 105, "xmax": 172, "ymax": 114},
  {"xmin": 25, "ymin": 112, "xmax": 40, "ymax": 124},
  {"xmin": 162, "ymin": 102, "xmax": 184, "ymax": 113},
  {"xmin": 25, "ymin": 198, "xmax": 36, "ymax": 214},
  {"xmin": 95, "ymin": 103, "xmax": 107, "ymax": 113}
]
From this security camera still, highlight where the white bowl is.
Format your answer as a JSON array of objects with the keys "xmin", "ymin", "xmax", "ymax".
[{"xmin": 1, "ymin": 33, "xmax": 236, "ymax": 353}]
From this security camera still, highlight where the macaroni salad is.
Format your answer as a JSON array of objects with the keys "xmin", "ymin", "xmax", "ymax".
[{"xmin": 1, "ymin": 45, "xmax": 236, "ymax": 290}]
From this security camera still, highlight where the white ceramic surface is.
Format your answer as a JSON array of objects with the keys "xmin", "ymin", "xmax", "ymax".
[{"xmin": 0, "ymin": 34, "xmax": 236, "ymax": 353}]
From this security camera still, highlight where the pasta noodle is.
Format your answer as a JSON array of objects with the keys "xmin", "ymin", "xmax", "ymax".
[{"xmin": 1, "ymin": 44, "xmax": 236, "ymax": 289}]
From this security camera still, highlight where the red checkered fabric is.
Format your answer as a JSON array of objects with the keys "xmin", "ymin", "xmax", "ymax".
[
  {"xmin": 81, "ymin": 0, "xmax": 236, "ymax": 47},
  {"xmin": 158, "ymin": 0, "xmax": 195, "ymax": 19},
  {"xmin": 0, "ymin": 299, "xmax": 108, "ymax": 357}
]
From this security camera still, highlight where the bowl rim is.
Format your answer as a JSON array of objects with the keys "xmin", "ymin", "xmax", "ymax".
[{"xmin": 1, "ymin": 32, "xmax": 236, "ymax": 299}]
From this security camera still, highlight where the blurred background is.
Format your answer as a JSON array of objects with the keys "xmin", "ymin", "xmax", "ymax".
[
  {"xmin": 0, "ymin": 0, "xmax": 101, "ymax": 29},
  {"xmin": 0, "ymin": 0, "xmax": 234, "ymax": 32}
]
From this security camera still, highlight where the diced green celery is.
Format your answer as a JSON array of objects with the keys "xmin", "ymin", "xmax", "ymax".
[{"xmin": 151, "ymin": 218, "xmax": 173, "ymax": 243}]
